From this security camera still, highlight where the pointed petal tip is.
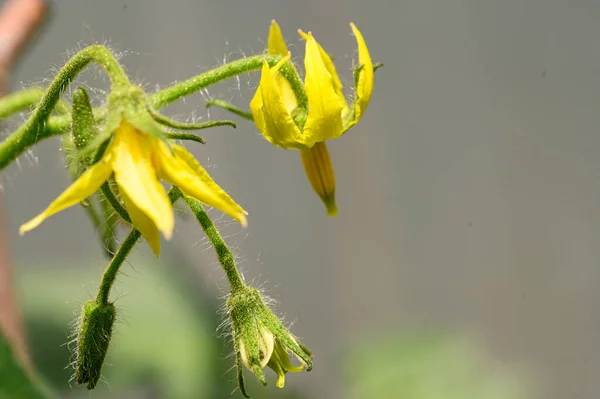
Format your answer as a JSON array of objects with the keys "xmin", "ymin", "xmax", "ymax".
[
  {"xmin": 297, "ymin": 29, "xmax": 310, "ymax": 40},
  {"xmin": 275, "ymin": 375, "xmax": 285, "ymax": 388},
  {"xmin": 19, "ymin": 215, "xmax": 43, "ymax": 236},
  {"xmin": 162, "ymin": 228, "xmax": 173, "ymax": 241},
  {"xmin": 151, "ymin": 245, "xmax": 161, "ymax": 258}
]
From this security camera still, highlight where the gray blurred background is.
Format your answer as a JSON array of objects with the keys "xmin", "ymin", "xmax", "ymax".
[{"xmin": 3, "ymin": 0, "xmax": 600, "ymax": 398}]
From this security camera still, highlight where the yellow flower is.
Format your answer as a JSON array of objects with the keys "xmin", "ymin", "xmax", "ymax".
[
  {"xmin": 20, "ymin": 119, "xmax": 247, "ymax": 256},
  {"xmin": 250, "ymin": 20, "xmax": 374, "ymax": 216}
]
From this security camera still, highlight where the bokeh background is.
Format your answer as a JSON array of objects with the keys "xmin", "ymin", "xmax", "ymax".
[{"xmin": 3, "ymin": 0, "xmax": 600, "ymax": 398}]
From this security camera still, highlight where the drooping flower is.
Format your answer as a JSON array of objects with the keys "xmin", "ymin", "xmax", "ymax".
[
  {"xmin": 227, "ymin": 286, "xmax": 312, "ymax": 397},
  {"xmin": 250, "ymin": 20, "xmax": 374, "ymax": 215},
  {"xmin": 20, "ymin": 118, "xmax": 247, "ymax": 256}
]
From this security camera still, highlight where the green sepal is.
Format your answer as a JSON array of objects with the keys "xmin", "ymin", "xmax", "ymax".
[
  {"xmin": 205, "ymin": 99, "xmax": 254, "ymax": 121},
  {"xmin": 148, "ymin": 105, "xmax": 237, "ymax": 131},
  {"xmin": 236, "ymin": 350, "xmax": 250, "ymax": 398},
  {"xmin": 106, "ymin": 85, "xmax": 169, "ymax": 145},
  {"xmin": 118, "ymin": 86, "xmax": 168, "ymax": 142},
  {"xmin": 125, "ymin": 109, "xmax": 168, "ymax": 143},
  {"xmin": 166, "ymin": 133, "xmax": 206, "ymax": 145}
]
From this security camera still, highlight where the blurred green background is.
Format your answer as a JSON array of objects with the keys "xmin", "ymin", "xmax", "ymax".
[
  {"xmin": 11, "ymin": 254, "xmax": 530, "ymax": 399},
  {"xmin": 4, "ymin": 0, "xmax": 600, "ymax": 397}
]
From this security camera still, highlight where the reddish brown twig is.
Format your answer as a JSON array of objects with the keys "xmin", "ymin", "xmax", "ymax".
[
  {"xmin": 0, "ymin": 0, "xmax": 47, "ymax": 372},
  {"xmin": 0, "ymin": 0, "xmax": 47, "ymax": 93}
]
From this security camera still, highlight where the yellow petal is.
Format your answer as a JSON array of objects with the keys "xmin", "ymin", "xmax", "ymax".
[
  {"xmin": 271, "ymin": 362, "xmax": 286, "ymax": 388},
  {"xmin": 299, "ymin": 141, "xmax": 337, "ymax": 216},
  {"xmin": 303, "ymin": 34, "xmax": 345, "ymax": 142},
  {"xmin": 110, "ymin": 120, "xmax": 174, "ymax": 239},
  {"xmin": 350, "ymin": 23, "xmax": 374, "ymax": 122},
  {"xmin": 268, "ymin": 20, "xmax": 288, "ymax": 56},
  {"xmin": 257, "ymin": 323, "xmax": 275, "ymax": 368},
  {"xmin": 276, "ymin": 71, "xmax": 299, "ymax": 115},
  {"xmin": 157, "ymin": 144, "xmax": 248, "ymax": 227},
  {"xmin": 249, "ymin": 84, "xmax": 266, "ymax": 134},
  {"xmin": 255, "ymin": 57, "xmax": 305, "ymax": 149},
  {"xmin": 268, "ymin": 21, "xmax": 298, "ymax": 113},
  {"xmin": 19, "ymin": 160, "xmax": 112, "ymax": 235},
  {"xmin": 298, "ymin": 30, "xmax": 344, "ymax": 102},
  {"xmin": 120, "ymin": 188, "xmax": 161, "ymax": 257}
]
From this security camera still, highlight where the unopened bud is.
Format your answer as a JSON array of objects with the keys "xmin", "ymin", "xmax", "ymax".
[
  {"xmin": 227, "ymin": 286, "xmax": 312, "ymax": 397},
  {"xmin": 74, "ymin": 299, "xmax": 116, "ymax": 389},
  {"xmin": 64, "ymin": 86, "xmax": 97, "ymax": 179}
]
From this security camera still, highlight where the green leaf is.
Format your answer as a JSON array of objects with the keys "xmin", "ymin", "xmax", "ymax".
[
  {"xmin": 0, "ymin": 330, "xmax": 49, "ymax": 399},
  {"xmin": 344, "ymin": 331, "xmax": 531, "ymax": 399}
]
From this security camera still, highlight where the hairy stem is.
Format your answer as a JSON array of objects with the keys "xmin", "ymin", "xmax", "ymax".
[
  {"xmin": 100, "ymin": 182, "xmax": 131, "ymax": 224},
  {"xmin": 0, "ymin": 54, "xmax": 303, "ymax": 170},
  {"xmin": 0, "ymin": 87, "xmax": 69, "ymax": 119},
  {"xmin": 95, "ymin": 228, "xmax": 140, "ymax": 305},
  {"xmin": 181, "ymin": 189, "xmax": 246, "ymax": 293},
  {"xmin": 0, "ymin": 45, "xmax": 129, "ymax": 170},
  {"xmin": 95, "ymin": 187, "xmax": 181, "ymax": 304},
  {"xmin": 151, "ymin": 55, "xmax": 306, "ymax": 110}
]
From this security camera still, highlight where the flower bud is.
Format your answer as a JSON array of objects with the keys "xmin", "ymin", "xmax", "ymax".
[
  {"xmin": 64, "ymin": 86, "xmax": 97, "ymax": 179},
  {"xmin": 74, "ymin": 299, "xmax": 116, "ymax": 389},
  {"xmin": 226, "ymin": 286, "xmax": 312, "ymax": 397}
]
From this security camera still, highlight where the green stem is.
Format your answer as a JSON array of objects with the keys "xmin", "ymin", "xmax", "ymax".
[
  {"xmin": 96, "ymin": 187, "xmax": 182, "ymax": 304},
  {"xmin": 0, "ymin": 87, "xmax": 43, "ymax": 119},
  {"xmin": 95, "ymin": 228, "xmax": 140, "ymax": 304},
  {"xmin": 0, "ymin": 87, "xmax": 69, "ymax": 119},
  {"xmin": 0, "ymin": 45, "xmax": 129, "ymax": 170},
  {"xmin": 0, "ymin": 54, "xmax": 303, "ymax": 171},
  {"xmin": 100, "ymin": 196, "xmax": 118, "ymax": 258},
  {"xmin": 151, "ymin": 55, "xmax": 306, "ymax": 110},
  {"xmin": 79, "ymin": 195, "xmax": 107, "ymax": 252},
  {"xmin": 101, "ymin": 182, "xmax": 131, "ymax": 223},
  {"xmin": 181, "ymin": 189, "xmax": 246, "ymax": 293}
]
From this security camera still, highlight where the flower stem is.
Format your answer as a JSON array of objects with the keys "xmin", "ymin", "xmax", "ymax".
[
  {"xmin": 95, "ymin": 228, "xmax": 140, "ymax": 305},
  {"xmin": 180, "ymin": 189, "xmax": 246, "ymax": 294},
  {"xmin": 100, "ymin": 182, "xmax": 131, "ymax": 224},
  {"xmin": 0, "ymin": 45, "xmax": 128, "ymax": 170},
  {"xmin": 0, "ymin": 87, "xmax": 66, "ymax": 119},
  {"xmin": 95, "ymin": 187, "xmax": 182, "ymax": 304},
  {"xmin": 150, "ymin": 55, "xmax": 306, "ymax": 110},
  {"xmin": 0, "ymin": 54, "xmax": 303, "ymax": 171}
]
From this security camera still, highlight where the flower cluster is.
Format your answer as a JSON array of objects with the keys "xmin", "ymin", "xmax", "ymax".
[{"xmin": 0, "ymin": 19, "xmax": 376, "ymax": 397}]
